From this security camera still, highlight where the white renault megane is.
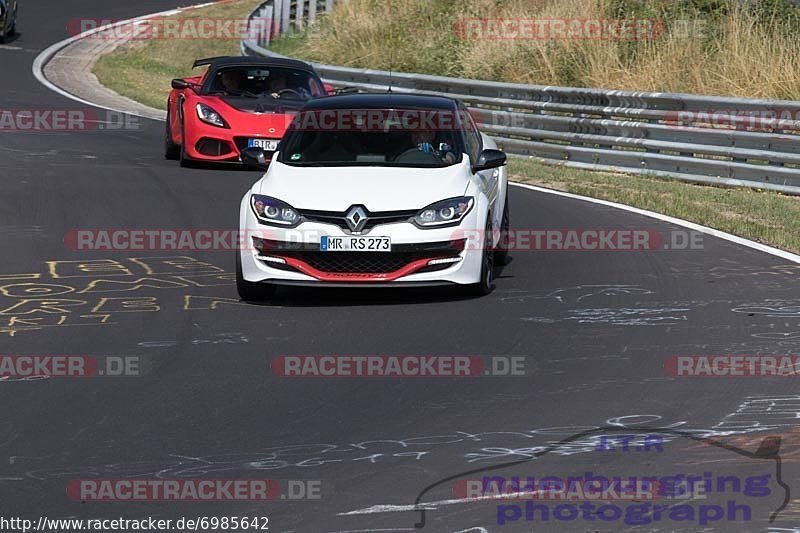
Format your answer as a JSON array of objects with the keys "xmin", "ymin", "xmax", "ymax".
[{"xmin": 236, "ymin": 94, "xmax": 509, "ymax": 300}]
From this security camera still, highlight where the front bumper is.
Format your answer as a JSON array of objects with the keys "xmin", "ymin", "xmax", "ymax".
[
  {"xmin": 239, "ymin": 211, "xmax": 485, "ymax": 286},
  {"xmin": 183, "ymin": 120, "xmax": 281, "ymax": 163}
]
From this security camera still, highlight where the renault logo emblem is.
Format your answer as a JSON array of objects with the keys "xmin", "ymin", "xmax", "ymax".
[{"xmin": 345, "ymin": 206, "xmax": 368, "ymax": 232}]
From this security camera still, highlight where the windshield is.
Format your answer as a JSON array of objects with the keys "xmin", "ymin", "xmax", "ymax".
[
  {"xmin": 277, "ymin": 108, "xmax": 465, "ymax": 167},
  {"xmin": 205, "ymin": 66, "xmax": 324, "ymax": 100}
]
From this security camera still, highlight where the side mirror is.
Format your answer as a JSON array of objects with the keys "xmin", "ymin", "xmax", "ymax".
[
  {"xmin": 241, "ymin": 147, "xmax": 270, "ymax": 170},
  {"xmin": 472, "ymin": 149, "xmax": 507, "ymax": 172},
  {"xmin": 171, "ymin": 78, "xmax": 190, "ymax": 90}
]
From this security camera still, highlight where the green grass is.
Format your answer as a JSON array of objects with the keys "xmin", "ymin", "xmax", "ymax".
[
  {"xmin": 509, "ymin": 158, "xmax": 800, "ymax": 254},
  {"xmin": 267, "ymin": 0, "xmax": 800, "ymax": 100},
  {"xmin": 93, "ymin": 0, "xmax": 262, "ymax": 110}
]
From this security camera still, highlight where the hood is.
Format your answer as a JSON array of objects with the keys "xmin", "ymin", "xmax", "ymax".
[{"xmin": 255, "ymin": 160, "xmax": 471, "ymax": 212}]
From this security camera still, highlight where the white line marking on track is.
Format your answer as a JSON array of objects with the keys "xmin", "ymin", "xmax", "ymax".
[
  {"xmin": 32, "ymin": 3, "xmax": 214, "ymax": 119},
  {"xmin": 510, "ymin": 182, "xmax": 800, "ymax": 265}
]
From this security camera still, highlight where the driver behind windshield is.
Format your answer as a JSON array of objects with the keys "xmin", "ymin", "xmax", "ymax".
[
  {"xmin": 268, "ymin": 72, "xmax": 288, "ymax": 97},
  {"xmin": 219, "ymin": 70, "xmax": 243, "ymax": 95},
  {"xmin": 410, "ymin": 130, "xmax": 456, "ymax": 164},
  {"xmin": 213, "ymin": 68, "xmax": 316, "ymax": 100},
  {"xmin": 268, "ymin": 72, "xmax": 313, "ymax": 100}
]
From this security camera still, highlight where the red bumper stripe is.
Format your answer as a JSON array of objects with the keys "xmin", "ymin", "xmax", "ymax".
[{"xmin": 281, "ymin": 257, "xmax": 444, "ymax": 282}]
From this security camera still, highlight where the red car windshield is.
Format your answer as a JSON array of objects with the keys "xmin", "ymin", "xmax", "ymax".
[{"xmin": 206, "ymin": 66, "xmax": 324, "ymax": 100}]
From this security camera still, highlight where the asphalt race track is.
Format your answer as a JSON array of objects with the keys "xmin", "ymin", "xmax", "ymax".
[{"xmin": 2, "ymin": 2, "xmax": 800, "ymax": 532}]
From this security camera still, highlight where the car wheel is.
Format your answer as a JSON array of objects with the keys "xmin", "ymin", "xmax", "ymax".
[
  {"xmin": 236, "ymin": 249, "xmax": 277, "ymax": 302},
  {"xmin": 494, "ymin": 199, "xmax": 510, "ymax": 266},
  {"xmin": 468, "ymin": 219, "xmax": 495, "ymax": 296},
  {"xmin": 9, "ymin": 9, "xmax": 16, "ymax": 35},
  {"xmin": 164, "ymin": 105, "xmax": 181, "ymax": 160}
]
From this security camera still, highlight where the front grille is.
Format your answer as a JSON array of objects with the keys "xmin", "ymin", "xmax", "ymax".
[
  {"xmin": 196, "ymin": 138, "xmax": 233, "ymax": 156},
  {"xmin": 259, "ymin": 239, "xmax": 466, "ymax": 274},
  {"xmin": 298, "ymin": 208, "xmax": 418, "ymax": 232}
]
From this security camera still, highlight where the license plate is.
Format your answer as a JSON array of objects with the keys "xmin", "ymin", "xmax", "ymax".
[
  {"xmin": 320, "ymin": 236, "xmax": 391, "ymax": 252},
  {"xmin": 247, "ymin": 139, "xmax": 279, "ymax": 151}
]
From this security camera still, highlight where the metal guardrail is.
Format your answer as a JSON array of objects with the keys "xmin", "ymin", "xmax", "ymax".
[{"xmin": 242, "ymin": 0, "xmax": 800, "ymax": 195}]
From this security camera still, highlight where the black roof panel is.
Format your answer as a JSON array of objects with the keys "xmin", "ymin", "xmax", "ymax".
[
  {"xmin": 302, "ymin": 93, "xmax": 459, "ymax": 111},
  {"xmin": 196, "ymin": 55, "xmax": 317, "ymax": 73}
]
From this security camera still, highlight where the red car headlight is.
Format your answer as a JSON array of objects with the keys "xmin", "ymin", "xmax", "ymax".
[{"xmin": 196, "ymin": 103, "xmax": 229, "ymax": 128}]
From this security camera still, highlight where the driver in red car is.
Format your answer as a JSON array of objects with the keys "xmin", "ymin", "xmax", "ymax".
[
  {"xmin": 268, "ymin": 72, "xmax": 288, "ymax": 97},
  {"xmin": 220, "ymin": 70, "xmax": 243, "ymax": 95}
]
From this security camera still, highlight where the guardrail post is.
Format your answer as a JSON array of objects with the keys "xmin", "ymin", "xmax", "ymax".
[
  {"xmin": 308, "ymin": 0, "xmax": 317, "ymax": 24},
  {"xmin": 272, "ymin": 0, "xmax": 283, "ymax": 38},
  {"xmin": 281, "ymin": 0, "xmax": 292, "ymax": 34},
  {"xmin": 262, "ymin": 5, "xmax": 274, "ymax": 46},
  {"xmin": 295, "ymin": 0, "xmax": 305, "ymax": 29}
]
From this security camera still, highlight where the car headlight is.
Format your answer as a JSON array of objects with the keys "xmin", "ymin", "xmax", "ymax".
[
  {"xmin": 250, "ymin": 195, "xmax": 300, "ymax": 226},
  {"xmin": 196, "ymin": 103, "xmax": 228, "ymax": 128},
  {"xmin": 414, "ymin": 197, "xmax": 474, "ymax": 228}
]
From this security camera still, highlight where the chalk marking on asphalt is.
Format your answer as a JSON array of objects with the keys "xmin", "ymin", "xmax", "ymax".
[
  {"xmin": 338, "ymin": 490, "xmax": 550, "ymax": 516},
  {"xmin": 511, "ymin": 182, "xmax": 800, "ymax": 265}
]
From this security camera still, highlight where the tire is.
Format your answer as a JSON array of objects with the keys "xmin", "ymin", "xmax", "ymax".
[
  {"xmin": 179, "ymin": 125, "xmax": 192, "ymax": 167},
  {"xmin": 467, "ymin": 219, "xmax": 495, "ymax": 296},
  {"xmin": 236, "ymin": 249, "xmax": 277, "ymax": 302},
  {"xmin": 494, "ymin": 199, "xmax": 510, "ymax": 266},
  {"xmin": 177, "ymin": 103, "xmax": 193, "ymax": 167},
  {"xmin": 164, "ymin": 105, "xmax": 181, "ymax": 160}
]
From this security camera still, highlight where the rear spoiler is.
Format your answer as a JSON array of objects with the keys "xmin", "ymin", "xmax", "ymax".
[{"xmin": 192, "ymin": 56, "xmax": 228, "ymax": 69}]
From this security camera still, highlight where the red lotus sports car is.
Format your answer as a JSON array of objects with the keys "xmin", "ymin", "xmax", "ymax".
[{"xmin": 165, "ymin": 56, "xmax": 332, "ymax": 166}]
